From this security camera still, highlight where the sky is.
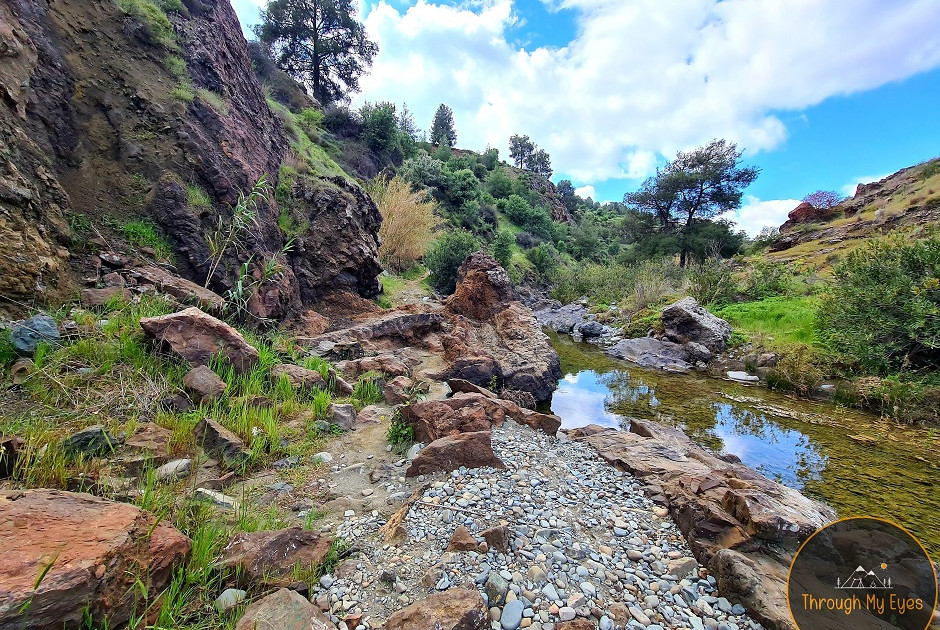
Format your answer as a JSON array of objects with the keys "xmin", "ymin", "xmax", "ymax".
[{"xmin": 232, "ymin": 0, "xmax": 940, "ymax": 235}]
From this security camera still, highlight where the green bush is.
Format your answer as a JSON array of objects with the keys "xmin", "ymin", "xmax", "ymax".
[
  {"xmin": 500, "ymin": 194, "xmax": 554, "ymax": 240},
  {"xmin": 525, "ymin": 243, "xmax": 558, "ymax": 276},
  {"xmin": 816, "ymin": 234, "xmax": 940, "ymax": 374},
  {"xmin": 688, "ymin": 260, "xmax": 736, "ymax": 306},
  {"xmin": 360, "ymin": 101, "xmax": 399, "ymax": 155},
  {"xmin": 741, "ymin": 259, "xmax": 794, "ymax": 300},
  {"xmin": 386, "ymin": 411, "xmax": 415, "ymax": 445},
  {"xmin": 425, "ymin": 230, "xmax": 479, "ymax": 294},
  {"xmin": 486, "ymin": 169, "xmax": 514, "ymax": 199},
  {"xmin": 491, "ymin": 231, "xmax": 514, "ymax": 269},
  {"xmin": 116, "ymin": 0, "xmax": 176, "ymax": 48}
]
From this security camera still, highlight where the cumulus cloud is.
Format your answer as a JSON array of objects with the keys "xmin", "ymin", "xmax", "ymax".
[
  {"xmin": 720, "ymin": 196, "xmax": 801, "ymax": 237},
  {"xmin": 574, "ymin": 184, "xmax": 596, "ymax": 200},
  {"xmin": 355, "ymin": 0, "xmax": 940, "ymax": 188}
]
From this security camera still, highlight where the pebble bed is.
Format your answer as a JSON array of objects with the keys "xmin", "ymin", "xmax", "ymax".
[{"xmin": 312, "ymin": 421, "xmax": 764, "ymax": 630}]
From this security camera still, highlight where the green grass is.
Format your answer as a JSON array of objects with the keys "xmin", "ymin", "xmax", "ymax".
[
  {"xmin": 115, "ymin": 0, "xmax": 177, "ymax": 49},
  {"xmin": 196, "ymin": 89, "xmax": 229, "ymax": 115},
  {"xmin": 266, "ymin": 98, "xmax": 349, "ymax": 180},
  {"xmin": 714, "ymin": 296, "xmax": 819, "ymax": 348},
  {"xmin": 187, "ymin": 184, "xmax": 212, "ymax": 210},
  {"xmin": 117, "ymin": 219, "xmax": 172, "ymax": 259},
  {"xmin": 170, "ymin": 83, "xmax": 195, "ymax": 103}
]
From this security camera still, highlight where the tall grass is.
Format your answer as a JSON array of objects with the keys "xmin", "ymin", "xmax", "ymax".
[
  {"xmin": 369, "ymin": 176, "xmax": 438, "ymax": 272},
  {"xmin": 714, "ymin": 296, "xmax": 819, "ymax": 348},
  {"xmin": 551, "ymin": 258, "xmax": 686, "ymax": 313}
]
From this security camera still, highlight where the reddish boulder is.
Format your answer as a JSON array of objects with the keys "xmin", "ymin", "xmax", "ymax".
[
  {"xmin": 385, "ymin": 588, "xmax": 488, "ymax": 630},
  {"xmin": 140, "ymin": 307, "xmax": 259, "ymax": 374},
  {"xmin": 220, "ymin": 527, "xmax": 333, "ymax": 585},
  {"xmin": 447, "ymin": 525, "xmax": 479, "ymax": 552},
  {"xmin": 183, "ymin": 365, "xmax": 227, "ymax": 403},
  {"xmin": 447, "ymin": 379, "xmax": 497, "ymax": 398},
  {"xmin": 80, "ymin": 286, "xmax": 132, "ymax": 307},
  {"xmin": 383, "ymin": 375, "xmax": 415, "ymax": 405},
  {"xmin": 480, "ymin": 524, "xmax": 510, "ymax": 553},
  {"xmin": 445, "ymin": 252, "xmax": 517, "ymax": 321},
  {"xmin": 406, "ymin": 431, "xmax": 504, "ymax": 477},
  {"xmin": 234, "ymin": 587, "xmax": 333, "ymax": 630},
  {"xmin": 0, "ymin": 490, "xmax": 190, "ymax": 630},
  {"xmin": 131, "ymin": 265, "xmax": 225, "ymax": 311},
  {"xmin": 336, "ymin": 353, "xmax": 412, "ymax": 379}
]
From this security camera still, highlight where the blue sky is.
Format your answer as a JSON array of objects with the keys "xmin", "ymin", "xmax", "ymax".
[{"xmin": 233, "ymin": 0, "xmax": 940, "ymax": 234}]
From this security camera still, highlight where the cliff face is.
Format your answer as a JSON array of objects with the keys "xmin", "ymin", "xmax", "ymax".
[{"xmin": 0, "ymin": 0, "xmax": 381, "ymax": 318}]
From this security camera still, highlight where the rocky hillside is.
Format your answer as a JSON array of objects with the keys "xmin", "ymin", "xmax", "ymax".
[
  {"xmin": 766, "ymin": 157, "xmax": 940, "ymax": 271},
  {"xmin": 0, "ymin": 0, "xmax": 382, "ymax": 319}
]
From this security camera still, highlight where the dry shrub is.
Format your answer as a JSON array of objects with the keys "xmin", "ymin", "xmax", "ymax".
[{"xmin": 370, "ymin": 176, "xmax": 438, "ymax": 272}]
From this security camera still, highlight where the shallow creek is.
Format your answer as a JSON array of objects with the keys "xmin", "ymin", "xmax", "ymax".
[{"xmin": 545, "ymin": 331, "xmax": 940, "ymax": 558}]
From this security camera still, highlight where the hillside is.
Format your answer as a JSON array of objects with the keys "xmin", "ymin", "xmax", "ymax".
[{"xmin": 765, "ymin": 157, "xmax": 940, "ymax": 271}]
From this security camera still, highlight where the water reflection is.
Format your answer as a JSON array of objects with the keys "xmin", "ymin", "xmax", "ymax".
[{"xmin": 551, "ymin": 367, "xmax": 829, "ymax": 490}]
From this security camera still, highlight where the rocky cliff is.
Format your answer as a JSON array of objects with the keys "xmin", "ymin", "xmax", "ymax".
[{"xmin": 0, "ymin": 0, "xmax": 381, "ymax": 318}]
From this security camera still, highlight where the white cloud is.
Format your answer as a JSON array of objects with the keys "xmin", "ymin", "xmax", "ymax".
[
  {"xmin": 574, "ymin": 184, "xmax": 595, "ymax": 200},
  {"xmin": 720, "ymin": 196, "xmax": 800, "ymax": 237},
  {"xmin": 356, "ymin": 0, "xmax": 940, "ymax": 187},
  {"xmin": 840, "ymin": 173, "xmax": 891, "ymax": 198}
]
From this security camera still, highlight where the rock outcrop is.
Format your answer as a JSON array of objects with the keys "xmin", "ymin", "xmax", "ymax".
[
  {"xmin": 569, "ymin": 420, "xmax": 836, "ymax": 630},
  {"xmin": 0, "ymin": 490, "xmax": 190, "ymax": 630},
  {"xmin": 0, "ymin": 0, "xmax": 381, "ymax": 318},
  {"xmin": 660, "ymin": 297, "xmax": 732, "ymax": 353}
]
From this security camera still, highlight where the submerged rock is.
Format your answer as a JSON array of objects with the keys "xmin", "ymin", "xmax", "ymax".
[{"xmin": 607, "ymin": 337, "xmax": 692, "ymax": 372}]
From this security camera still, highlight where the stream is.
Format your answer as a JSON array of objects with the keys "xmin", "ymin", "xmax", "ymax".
[{"xmin": 545, "ymin": 331, "xmax": 940, "ymax": 558}]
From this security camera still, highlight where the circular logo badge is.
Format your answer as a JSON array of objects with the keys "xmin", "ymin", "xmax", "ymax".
[{"xmin": 788, "ymin": 517, "xmax": 937, "ymax": 630}]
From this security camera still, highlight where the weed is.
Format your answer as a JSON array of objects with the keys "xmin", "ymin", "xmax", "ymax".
[
  {"xmin": 352, "ymin": 372, "xmax": 383, "ymax": 408},
  {"xmin": 118, "ymin": 219, "xmax": 172, "ymax": 258},
  {"xmin": 386, "ymin": 411, "xmax": 415, "ymax": 445},
  {"xmin": 205, "ymin": 176, "xmax": 270, "ymax": 288},
  {"xmin": 170, "ymin": 83, "xmax": 195, "ymax": 103},
  {"xmin": 0, "ymin": 335, "xmax": 16, "ymax": 369},
  {"xmin": 187, "ymin": 184, "xmax": 212, "ymax": 210},
  {"xmin": 196, "ymin": 88, "xmax": 229, "ymax": 115},
  {"xmin": 163, "ymin": 54, "xmax": 187, "ymax": 79},
  {"xmin": 67, "ymin": 212, "xmax": 92, "ymax": 237}
]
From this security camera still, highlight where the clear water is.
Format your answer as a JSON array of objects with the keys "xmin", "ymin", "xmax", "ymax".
[{"xmin": 547, "ymin": 332, "xmax": 940, "ymax": 557}]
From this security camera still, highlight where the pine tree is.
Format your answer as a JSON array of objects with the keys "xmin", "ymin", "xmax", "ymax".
[{"xmin": 430, "ymin": 104, "xmax": 457, "ymax": 147}]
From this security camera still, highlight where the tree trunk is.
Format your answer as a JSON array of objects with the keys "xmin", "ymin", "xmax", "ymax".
[{"xmin": 679, "ymin": 248, "xmax": 687, "ymax": 268}]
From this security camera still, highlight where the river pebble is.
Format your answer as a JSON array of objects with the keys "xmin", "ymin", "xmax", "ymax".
[{"xmin": 310, "ymin": 420, "xmax": 765, "ymax": 630}]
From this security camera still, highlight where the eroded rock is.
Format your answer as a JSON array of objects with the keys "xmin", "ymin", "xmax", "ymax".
[
  {"xmin": 661, "ymin": 297, "xmax": 732, "ymax": 353},
  {"xmin": 195, "ymin": 418, "xmax": 250, "ymax": 467},
  {"xmin": 220, "ymin": 527, "xmax": 333, "ymax": 585},
  {"xmin": 140, "ymin": 307, "xmax": 259, "ymax": 374},
  {"xmin": 607, "ymin": 337, "xmax": 692, "ymax": 372},
  {"xmin": 183, "ymin": 365, "xmax": 227, "ymax": 403},
  {"xmin": 234, "ymin": 587, "xmax": 333, "ymax": 630},
  {"xmin": 406, "ymin": 431, "xmax": 504, "ymax": 477}
]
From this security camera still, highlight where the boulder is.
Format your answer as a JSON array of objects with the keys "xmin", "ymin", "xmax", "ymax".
[
  {"xmin": 220, "ymin": 528, "xmax": 333, "ymax": 585},
  {"xmin": 195, "ymin": 418, "xmax": 251, "ymax": 467},
  {"xmin": 140, "ymin": 307, "xmax": 258, "ymax": 374},
  {"xmin": 406, "ymin": 431, "xmax": 504, "ymax": 477},
  {"xmin": 156, "ymin": 459, "xmax": 192, "ymax": 483},
  {"xmin": 355, "ymin": 405, "xmax": 389, "ymax": 428},
  {"xmin": 182, "ymin": 365, "xmax": 227, "ymax": 403},
  {"xmin": 271, "ymin": 363, "xmax": 328, "ymax": 390},
  {"xmin": 80, "ymin": 286, "xmax": 133, "ymax": 307},
  {"xmin": 10, "ymin": 315, "xmax": 60, "ymax": 356},
  {"xmin": 607, "ymin": 337, "xmax": 692, "ymax": 372},
  {"xmin": 383, "ymin": 375, "xmax": 414, "ymax": 405},
  {"xmin": 447, "ymin": 379, "xmax": 497, "ymax": 398},
  {"xmin": 660, "ymin": 297, "xmax": 732, "ymax": 353},
  {"xmin": 577, "ymin": 320, "xmax": 605, "ymax": 338},
  {"xmin": 385, "ymin": 588, "xmax": 488, "ymax": 630},
  {"xmin": 534, "ymin": 303, "xmax": 589, "ymax": 334},
  {"xmin": 0, "ymin": 490, "xmax": 190, "ymax": 630},
  {"xmin": 403, "ymin": 393, "xmax": 560, "ymax": 443},
  {"xmin": 130, "ymin": 265, "xmax": 225, "ymax": 311},
  {"xmin": 447, "ymin": 525, "xmax": 479, "ymax": 552},
  {"xmin": 336, "ymin": 353, "xmax": 412, "ymax": 379},
  {"xmin": 234, "ymin": 587, "xmax": 333, "ymax": 630},
  {"xmin": 61, "ymin": 425, "xmax": 117, "ymax": 457},
  {"xmin": 445, "ymin": 252, "xmax": 517, "ymax": 321},
  {"xmin": 0, "ymin": 436, "xmax": 24, "ymax": 478},
  {"xmin": 480, "ymin": 524, "xmax": 510, "ymax": 553},
  {"xmin": 517, "ymin": 410, "xmax": 561, "ymax": 436},
  {"xmin": 329, "ymin": 403, "xmax": 358, "ymax": 431}
]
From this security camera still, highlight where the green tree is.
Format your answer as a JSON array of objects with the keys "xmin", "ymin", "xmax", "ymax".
[
  {"xmin": 525, "ymin": 243, "xmax": 557, "ymax": 275},
  {"xmin": 509, "ymin": 134, "xmax": 535, "ymax": 169},
  {"xmin": 486, "ymin": 169, "xmax": 514, "ymax": 199},
  {"xmin": 527, "ymin": 148, "xmax": 552, "ymax": 178},
  {"xmin": 359, "ymin": 101, "xmax": 398, "ymax": 154},
  {"xmin": 482, "ymin": 147, "xmax": 500, "ymax": 170},
  {"xmin": 255, "ymin": 0, "xmax": 378, "ymax": 104},
  {"xmin": 492, "ymin": 230, "xmax": 514, "ymax": 269},
  {"xmin": 426, "ymin": 230, "xmax": 479, "ymax": 294},
  {"xmin": 625, "ymin": 139, "xmax": 758, "ymax": 266},
  {"xmin": 430, "ymin": 103, "xmax": 457, "ymax": 147}
]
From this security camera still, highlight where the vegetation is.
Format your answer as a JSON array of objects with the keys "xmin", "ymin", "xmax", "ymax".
[
  {"xmin": 802, "ymin": 189, "xmax": 845, "ymax": 209},
  {"xmin": 508, "ymin": 134, "xmax": 552, "ymax": 178},
  {"xmin": 425, "ymin": 230, "xmax": 479, "ymax": 294},
  {"xmin": 370, "ymin": 176, "xmax": 438, "ymax": 272},
  {"xmin": 115, "ymin": 0, "xmax": 178, "ymax": 49},
  {"xmin": 255, "ymin": 0, "xmax": 378, "ymax": 104},
  {"xmin": 430, "ymin": 104, "xmax": 457, "ymax": 147},
  {"xmin": 117, "ymin": 219, "xmax": 172, "ymax": 259}
]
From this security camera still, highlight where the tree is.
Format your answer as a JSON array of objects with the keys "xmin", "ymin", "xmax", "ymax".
[
  {"xmin": 492, "ymin": 231, "xmax": 514, "ymax": 269},
  {"xmin": 255, "ymin": 0, "xmax": 378, "ymax": 104},
  {"xmin": 426, "ymin": 231, "xmax": 479, "ymax": 294},
  {"xmin": 398, "ymin": 103, "xmax": 417, "ymax": 140},
  {"xmin": 527, "ymin": 149, "xmax": 553, "ymax": 179},
  {"xmin": 802, "ymin": 190, "xmax": 845, "ymax": 209},
  {"xmin": 556, "ymin": 180, "xmax": 576, "ymax": 197},
  {"xmin": 626, "ymin": 139, "xmax": 759, "ymax": 266},
  {"xmin": 359, "ymin": 101, "xmax": 398, "ymax": 154},
  {"xmin": 509, "ymin": 134, "xmax": 535, "ymax": 169},
  {"xmin": 430, "ymin": 104, "xmax": 457, "ymax": 147}
]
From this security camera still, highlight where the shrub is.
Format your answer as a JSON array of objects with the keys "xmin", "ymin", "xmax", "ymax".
[
  {"xmin": 399, "ymin": 153, "xmax": 447, "ymax": 190},
  {"xmin": 766, "ymin": 344, "xmax": 830, "ymax": 396},
  {"xmin": 386, "ymin": 411, "xmax": 415, "ymax": 445},
  {"xmin": 486, "ymin": 169, "xmax": 514, "ymax": 199},
  {"xmin": 500, "ymin": 194, "xmax": 554, "ymax": 240},
  {"xmin": 741, "ymin": 259, "xmax": 794, "ymax": 300},
  {"xmin": 119, "ymin": 219, "xmax": 172, "ymax": 258},
  {"xmin": 298, "ymin": 108, "xmax": 324, "ymax": 138},
  {"xmin": 688, "ymin": 260, "xmax": 736, "ymax": 306},
  {"xmin": 425, "ymin": 230, "xmax": 479, "ymax": 294},
  {"xmin": 817, "ymin": 234, "xmax": 940, "ymax": 374},
  {"xmin": 369, "ymin": 176, "xmax": 437, "ymax": 272},
  {"xmin": 515, "ymin": 231, "xmax": 541, "ymax": 249},
  {"xmin": 491, "ymin": 231, "xmax": 514, "ymax": 269},
  {"xmin": 116, "ymin": 0, "xmax": 176, "ymax": 48},
  {"xmin": 551, "ymin": 258, "xmax": 684, "ymax": 309},
  {"xmin": 525, "ymin": 243, "xmax": 558, "ymax": 276},
  {"xmin": 360, "ymin": 101, "xmax": 399, "ymax": 156}
]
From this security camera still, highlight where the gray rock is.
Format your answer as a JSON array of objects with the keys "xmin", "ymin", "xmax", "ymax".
[
  {"xmin": 194, "ymin": 488, "xmax": 238, "ymax": 510},
  {"xmin": 727, "ymin": 371, "xmax": 759, "ymax": 382},
  {"xmin": 10, "ymin": 315, "xmax": 61, "ymax": 356},
  {"xmin": 314, "ymin": 451, "xmax": 333, "ymax": 463},
  {"xmin": 501, "ymin": 600, "xmax": 524, "ymax": 630},
  {"xmin": 62, "ymin": 425, "xmax": 117, "ymax": 457},
  {"xmin": 330, "ymin": 403, "xmax": 357, "ymax": 431},
  {"xmin": 156, "ymin": 458, "xmax": 191, "ymax": 482},
  {"xmin": 485, "ymin": 571, "xmax": 510, "ymax": 607},
  {"xmin": 661, "ymin": 297, "xmax": 732, "ymax": 353},
  {"xmin": 607, "ymin": 337, "xmax": 692, "ymax": 372},
  {"xmin": 214, "ymin": 588, "xmax": 246, "ymax": 611},
  {"xmin": 577, "ymin": 320, "xmax": 605, "ymax": 338}
]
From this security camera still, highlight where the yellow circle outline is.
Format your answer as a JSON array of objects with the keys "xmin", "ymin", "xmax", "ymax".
[{"xmin": 786, "ymin": 516, "xmax": 939, "ymax": 630}]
